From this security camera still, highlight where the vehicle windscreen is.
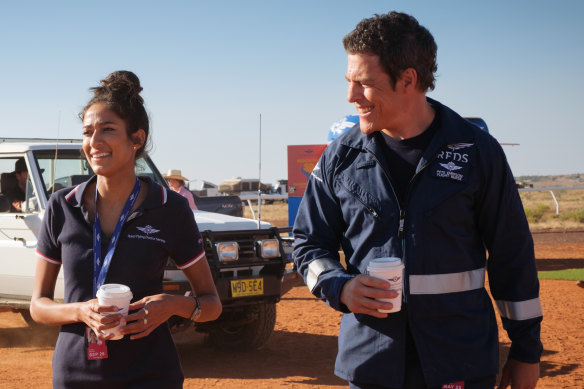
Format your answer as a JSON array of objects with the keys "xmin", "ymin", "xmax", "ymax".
[{"xmin": 32, "ymin": 150, "xmax": 167, "ymax": 200}]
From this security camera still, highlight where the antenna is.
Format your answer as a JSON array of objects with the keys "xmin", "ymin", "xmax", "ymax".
[{"xmin": 257, "ymin": 113, "xmax": 262, "ymax": 229}]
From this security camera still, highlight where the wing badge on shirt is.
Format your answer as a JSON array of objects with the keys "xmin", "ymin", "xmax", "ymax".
[
  {"xmin": 137, "ymin": 225, "xmax": 160, "ymax": 235},
  {"xmin": 439, "ymin": 161, "xmax": 463, "ymax": 171}
]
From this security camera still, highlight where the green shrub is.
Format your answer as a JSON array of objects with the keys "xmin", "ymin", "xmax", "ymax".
[
  {"xmin": 559, "ymin": 208, "xmax": 584, "ymax": 223},
  {"xmin": 524, "ymin": 203, "xmax": 550, "ymax": 223}
]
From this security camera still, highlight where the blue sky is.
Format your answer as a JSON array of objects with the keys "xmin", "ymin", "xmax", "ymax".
[{"xmin": 1, "ymin": 1, "xmax": 583, "ymax": 186}]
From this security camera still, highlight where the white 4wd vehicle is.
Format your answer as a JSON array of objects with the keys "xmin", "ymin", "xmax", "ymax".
[{"xmin": 0, "ymin": 138, "xmax": 295, "ymax": 349}]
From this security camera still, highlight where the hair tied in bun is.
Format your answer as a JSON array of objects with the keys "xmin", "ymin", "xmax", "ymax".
[{"xmin": 97, "ymin": 70, "xmax": 144, "ymax": 104}]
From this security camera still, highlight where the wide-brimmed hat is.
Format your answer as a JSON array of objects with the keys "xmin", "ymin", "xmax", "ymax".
[{"xmin": 162, "ymin": 169, "xmax": 189, "ymax": 182}]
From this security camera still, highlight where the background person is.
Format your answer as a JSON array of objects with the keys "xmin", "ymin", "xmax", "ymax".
[
  {"xmin": 163, "ymin": 169, "xmax": 198, "ymax": 210},
  {"xmin": 293, "ymin": 11, "xmax": 542, "ymax": 389},
  {"xmin": 0, "ymin": 157, "xmax": 28, "ymax": 212},
  {"xmin": 30, "ymin": 70, "xmax": 221, "ymax": 389}
]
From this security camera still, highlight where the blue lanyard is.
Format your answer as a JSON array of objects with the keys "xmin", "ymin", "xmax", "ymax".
[{"xmin": 93, "ymin": 178, "xmax": 141, "ymax": 296}]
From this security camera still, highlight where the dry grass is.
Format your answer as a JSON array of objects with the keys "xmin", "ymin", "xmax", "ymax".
[
  {"xmin": 520, "ymin": 189, "xmax": 584, "ymax": 230},
  {"xmin": 243, "ymin": 201, "xmax": 290, "ymax": 228},
  {"xmin": 243, "ymin": 189, "xmax": 584, "ymax": 232}
]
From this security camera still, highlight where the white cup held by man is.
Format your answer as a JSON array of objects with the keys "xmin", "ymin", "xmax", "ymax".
[{"xmin": 366, "ymin": 257, "xmax": 404, "ymax": 313}]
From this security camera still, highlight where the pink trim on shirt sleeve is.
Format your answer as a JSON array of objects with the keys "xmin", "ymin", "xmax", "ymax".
[
  {"xmin": 176, "ymin": 250, "xmax": 205, "ymax": 270},
  {"xmin": 35, "ymin": 250, "xmax": 62, "ymax": 265}
]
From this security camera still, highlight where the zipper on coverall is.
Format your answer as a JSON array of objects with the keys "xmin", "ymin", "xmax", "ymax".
[{"xmin": 364, "ymin": 148, "xmax": 435, "ymax": 302}]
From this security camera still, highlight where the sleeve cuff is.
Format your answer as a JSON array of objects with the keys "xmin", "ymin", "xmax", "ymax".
[
  {"xmin": 176, "ymin": 250, "xmax": 205, "ymax": 270},
  {"xmin": 35, "ymin": 250, "xmax": 61, "ymax": 265},
  {"xmin": 508, "ymin": 340, "xmax": 543, "ymax": 363},
  {"xmin": 328, "ymin": 274, "xmax": 355, "ymax": 312},
  {"xmin": 503, "ymin": 316, "xmax": 543, "ymax": 363}
]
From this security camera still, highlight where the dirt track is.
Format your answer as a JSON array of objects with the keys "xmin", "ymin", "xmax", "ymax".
[{"xmin": 0, "ymin": 231, "xmax": 582, "ymax": 388}]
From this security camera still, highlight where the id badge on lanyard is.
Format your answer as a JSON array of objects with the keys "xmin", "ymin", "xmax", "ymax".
[
  {"xmin": 442, "ymin": 382, "xmax": 464, "ymax": 389},
  {"xmin": 87, "ymin": 177, "xmax": 140, "ymax": 360}
]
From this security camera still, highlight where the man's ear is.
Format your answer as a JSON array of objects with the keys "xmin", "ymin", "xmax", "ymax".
[{"xmin": 400, "ymin": 68, "xmax": 418, "ymax": 91}]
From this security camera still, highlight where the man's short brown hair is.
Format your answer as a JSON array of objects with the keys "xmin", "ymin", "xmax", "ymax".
[{"xmin": 343, "ymin": 12, "xmax": 437, "ymax": 92}]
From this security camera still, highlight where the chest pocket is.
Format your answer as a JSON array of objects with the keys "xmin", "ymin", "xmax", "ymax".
[{"xmin": 336, "ymin": 167, "xmax": 382, "ymax": 218}]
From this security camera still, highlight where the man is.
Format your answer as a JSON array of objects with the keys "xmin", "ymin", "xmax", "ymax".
[
  {"xmin": 1, "ymin": 158, "xmax": 28, "ymax": 212},
  {"xmin": 293, "ymin": 12, "xmax": 542, "ymax": 389}
]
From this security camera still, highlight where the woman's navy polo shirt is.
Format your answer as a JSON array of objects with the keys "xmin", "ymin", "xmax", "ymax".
[{"xmin": 36, "ymin": 175, "xmax": 205, "ymax": 389}]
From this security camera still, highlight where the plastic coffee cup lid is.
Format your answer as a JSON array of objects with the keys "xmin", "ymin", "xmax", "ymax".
[
  {"xmin": 370, "ymin": 257, "xmax": 400, "ymax": 264},
  {"xmin": 368, "ymin": 257, "xmax": 402, "ymax": 267},
  {"xmin": 96, "ymin": 284, "xmax": 132, "ymax": 299}
]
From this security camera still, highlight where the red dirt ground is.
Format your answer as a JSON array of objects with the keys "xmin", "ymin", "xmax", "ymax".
[{"xmin": 0, "ymin": 231, "xmax": 582, "ymax": 388}]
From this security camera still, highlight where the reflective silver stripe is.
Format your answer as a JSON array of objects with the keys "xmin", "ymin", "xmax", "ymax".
[
  {"xmin": 409, "ymin": 268, "xmax": 485, "ymax": 295},
  {"xmin": 496, "ymin": 297, "xmax": 543, "ymax": 321},
  {"xmin": 306, "ymin": 258, "xmax": 344, "ymax": 292}
]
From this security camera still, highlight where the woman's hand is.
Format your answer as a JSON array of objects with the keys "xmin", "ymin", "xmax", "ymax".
[
  {"xmin": 31, "ymin": 259, "xmax": 123, "ymax": 336},
  {"xmin": 79, "ymin": 299, "xmax": 123, "ymax": 341},
  {"xmin": 121, "ymin": 294, "xmax": 179, "ymax": 340}
]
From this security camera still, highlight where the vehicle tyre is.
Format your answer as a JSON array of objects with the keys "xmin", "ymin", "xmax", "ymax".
[{"xmin": 209, "ymin": 303, "xmax": 276, "ymax": 349}]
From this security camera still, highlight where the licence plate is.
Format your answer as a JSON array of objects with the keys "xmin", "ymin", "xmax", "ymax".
[{"xmin": 231, "ymin": 278, "xmax": 264, "ymax": 297}]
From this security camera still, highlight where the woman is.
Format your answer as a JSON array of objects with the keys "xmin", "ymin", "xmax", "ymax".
[
  {"xmin": 30, "ymin": 71, "xmax": 221, "ymax": 388},
  {"xmin": 163, "ymin": 169, "xmax": 198, "ymax": 210}
]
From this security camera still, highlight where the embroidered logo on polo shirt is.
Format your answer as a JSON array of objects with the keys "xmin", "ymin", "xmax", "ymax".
[
  {"xmin": 128, "ymin": 225, "xmax": 166, "ymax": 243},
  {"xmin": 137, "ymin": 225, "xmax": 160, "ymax": 235},
  {"xmin": 431, "ymin": 143, "xmax": 474, "ymax": 183}
]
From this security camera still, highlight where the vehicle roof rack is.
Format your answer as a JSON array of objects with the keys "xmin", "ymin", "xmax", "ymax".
[{"xmin": 0, "ymin": 137, "xmax": 81, "ymax": 143}]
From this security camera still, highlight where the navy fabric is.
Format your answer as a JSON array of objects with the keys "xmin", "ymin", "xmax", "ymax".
[
  {"xmin": 293, "ymin": 98, "xmax": 542, "ymax": 387},
  {"xmin": 36, "ymin": 175, "xmax": 204, "ymax": 388},
  {"xmin": 379, "ymin": 108, "xmax": 439, "ymax": 205}
]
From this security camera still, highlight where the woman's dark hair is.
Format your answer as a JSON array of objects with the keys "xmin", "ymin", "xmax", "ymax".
[
  {"xmin": 343, "ymin": 12, "xmax": 437, "ymax": 92},
  {"xmin": 80, "ymin": 70, "xmax": 150, "ymax": 159}
]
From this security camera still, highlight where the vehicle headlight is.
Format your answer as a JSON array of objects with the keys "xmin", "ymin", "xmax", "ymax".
[
  {"xmin": 256, "ymin": 239, "xmax": 280, "ymax": 259},
  {"xmin": 216, "ymin": 242, "xmax": 239, "ymax": 262}
]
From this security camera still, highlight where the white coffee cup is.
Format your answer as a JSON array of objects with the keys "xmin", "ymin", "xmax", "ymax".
[
  {"xmin": 366, "ymin": 257, "xmax": 404, "ymax": 313},
  {"xmin": 96, "ymin": 283, "xmax": 133, "ymax": 340}
]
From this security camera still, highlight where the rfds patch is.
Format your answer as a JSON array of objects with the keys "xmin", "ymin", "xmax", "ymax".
[{"xmin": 430, "ymin": 143, "xmax": 474, "ymax": 183}]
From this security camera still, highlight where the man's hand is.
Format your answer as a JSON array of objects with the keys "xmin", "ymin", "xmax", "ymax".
[
  {"xmin": 340, "ymin": 274, "xmax": 398, "ymax": 318},
  {"xmin": 499, "ymin": 358, "xmax": 539, "ymax": 389}
]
